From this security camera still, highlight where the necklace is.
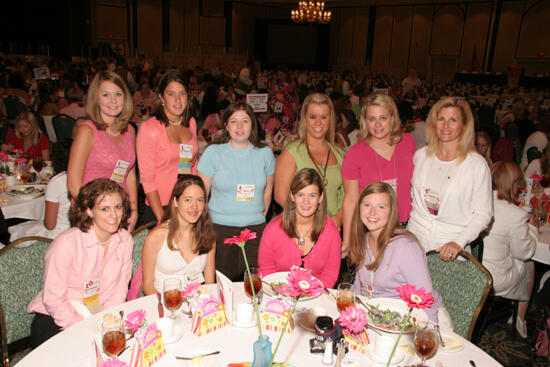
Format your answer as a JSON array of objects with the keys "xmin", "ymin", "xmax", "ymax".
[
  {"xmin": 168, "ymin": 118, "xmax": 183, "ymax": 126},
  {"xmin": 99, "ymin": 237, "xmax": 112, "ymax": 246},
  {"xmin": 106, "ymin": 128, "xmax": 120, "ymax": 136},
  {"xmin": 296, "ymin": 226, "xmax": 313, "ymax": 246},
  {"xmin": 228, "ymin": 141, "xmax": 251, "ymax": 158},
  {"xmin": 306, "ymin": 143, "xmax": 330, "ymax": 187}
]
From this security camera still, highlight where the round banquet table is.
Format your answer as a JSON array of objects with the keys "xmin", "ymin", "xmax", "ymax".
[
  {"xmin": 0, "ymin": 190, "xmax": 45, "ymax": 220},
  {"xmin": 534, "ymin": 225, "xmax": 550, "ymax": 265},
  {"xmin": 17, "ymin": 283, "xmax": 503, "ymax": 367}
]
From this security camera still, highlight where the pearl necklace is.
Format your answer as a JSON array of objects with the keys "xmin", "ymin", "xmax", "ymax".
[
  {"xmin": 106, "ymin": 128, "xmax": 120, "ymax": 136},
  {"xmin": 168, "ymin": 118, "xmax": 183, "ymax": 126}
]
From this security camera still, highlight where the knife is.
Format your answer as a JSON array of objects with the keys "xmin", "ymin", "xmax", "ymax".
[
  {"xmin": 176, "ymin": 351, "xmax": 220, "ymax": 360},
  {"xmin": 156, "ymin": 292, "xmax": 164, "ymax": 318},
  {"xmin": 93, "ymin": 338, "xmax": 104, "ymax": 367}
]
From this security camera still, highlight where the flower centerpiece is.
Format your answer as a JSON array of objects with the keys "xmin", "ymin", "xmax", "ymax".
[
  {"xmin": 101, "ymin": 359, "xmax": 128, "ymax": 367},
  {"xmin": 385, "ymin": 284, "xmax": 435, "ymax": 367},
  {"xmin": 337, "ymin": 305, "xmax": 369, "ymax": 353},
  {"xmin": 271, "ymin": 266, "xmax": 324, "ymax": 366},
  {"xmin": 124, "ymin": 309, "xmax": 147, "ymax": 334}
]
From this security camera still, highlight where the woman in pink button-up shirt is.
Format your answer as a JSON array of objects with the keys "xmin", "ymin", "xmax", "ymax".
[{"xmin": 28, "ymin": 179, "xmax": 134, "ymax": 348}]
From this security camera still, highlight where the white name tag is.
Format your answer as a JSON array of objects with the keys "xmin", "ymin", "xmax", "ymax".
[
  {"xmin": 236, "ymin": 184, "xmax": 255, "ymax": 201},
  {"xmin": 110, "ymin": 160, "xmax": 129, "ymax": 183}
]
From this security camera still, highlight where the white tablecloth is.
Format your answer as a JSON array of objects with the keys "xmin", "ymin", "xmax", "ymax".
[
  {"xmin": 0, "ymin": 191, "xmax": 45, "ymax": 220},
  {"xmin": 17, "ymin": 283, "xmax": 502, "ymax": 367},
  {"xmin": 535, "ymin": 227, "xmax": 550, "ymax": 265}
]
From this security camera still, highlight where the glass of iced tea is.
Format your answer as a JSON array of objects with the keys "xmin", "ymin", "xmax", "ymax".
[
  {"xmin": 102, "ymin": 319, "xmax": 126, "ymax": 358},
  {"xmin": 163, "ymin": 278, "xmax": 183, "ymax": 319},
  {"xmin": 244, "ymin": 267, "xmax": 262, "ymax": 304},
  {"xmin": 336, "ymin": 282, "xmax": 355, "ymax": 312},
  {"xmin": 414, "ymin": 321, "xmax": 439, "ymax": 365}
]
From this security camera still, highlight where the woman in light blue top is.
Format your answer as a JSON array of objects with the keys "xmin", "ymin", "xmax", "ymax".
[{"xmin": 198, "ymin": 102, "xmax": 275, "ymax": 281}]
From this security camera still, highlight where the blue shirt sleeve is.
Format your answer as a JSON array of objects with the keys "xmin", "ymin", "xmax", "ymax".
[{"xmin": 197, "ymin": 145, "xmax": 217, "ymax": 177}]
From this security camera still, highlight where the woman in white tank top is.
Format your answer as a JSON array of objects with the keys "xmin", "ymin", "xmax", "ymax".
[{"xmin": 142, "ymin": 175, "xmax": 216, "ymax": 295}]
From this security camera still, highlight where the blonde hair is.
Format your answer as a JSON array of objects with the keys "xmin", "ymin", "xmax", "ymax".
[
  {"xmin": 85, "ymin": 70, "xmax": 133, "ymax": 133},
  {"xmin": 281, "ymin": 168, "xmax": 327, "ymax": 243},
  {"xmin": 425, "ymin": 97, "xmax": 475, "ymax": 163},
  {"xmin": 297, "ymin": 93, "xmax": 336, "ymax": 145},
  {"xmin": 491, "ymin": 161, "xmax": 524, "ymax": 204},
  {"xmin": 476, "ymin": 131, "xmax": 492, "ymax": 165},
  {"xmin": 15, "ymin": 112, "xmax": 42, "ymax": 146},
  {"xmin": 358, "ymin": 93, "xmax": 402, "ymax": 145},
  {"xmin": 349, "ymin": 182, "xmax": 419, "ymax": 271}
]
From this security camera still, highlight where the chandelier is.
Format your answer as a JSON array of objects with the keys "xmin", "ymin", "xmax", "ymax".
[{"xmin": 291, "ymin": 1, "xmax": 332, "ymax": 24}]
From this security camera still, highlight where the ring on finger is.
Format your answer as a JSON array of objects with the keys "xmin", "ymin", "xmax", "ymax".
[{"xmin": 447, "ymin": 252, "xmax": 453, "ymax": 257}]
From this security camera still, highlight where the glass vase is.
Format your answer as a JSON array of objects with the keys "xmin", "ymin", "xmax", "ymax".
[{"xmin": 252, "ymin": 335, "xmax": 272, "ymax": 367}]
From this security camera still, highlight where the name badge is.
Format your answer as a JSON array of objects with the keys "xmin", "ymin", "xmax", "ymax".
[
  {"xmin": 423, "ymin": 187, "xmax": 440, "ymax": 216},
  {"xmin": 186, "ymin": 272, "xmax": 205, "ymax": 284},
  {"xmin": 236, "ymin": 184, "xmax": 255, "ymax": 201},
  {"xmin": 83, "ymin": 279, "xmax": 101, "ymax": 314},
  {"xmin": 110, "ymin": 160, "xmax": 129, "ymax": 183},
  {"xmin": 178, "ymin": 144, "xmax": 194, "ymax": 173},
  {"xmin": 383, "ymin": 178, "xmax": 397, "ymax": 192}
]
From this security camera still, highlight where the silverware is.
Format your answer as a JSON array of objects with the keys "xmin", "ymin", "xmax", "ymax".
[
  {"xmin": 469, "ymin": 360, "xmax": 477, "ymax": 367},
  {"xmin": 92, "ymin": 338, "xmax": 104, "ymax": 367},
  {"xmin": 435, "ymin": 323, "xmax": 446, "ymax": 347},
  {"xmin": 323, "ymin": 287, "xmax": 336, "ymax": 301},
  {"xmin": 176, "ymin": 351, "xmax": 220, "ymax": 360}
]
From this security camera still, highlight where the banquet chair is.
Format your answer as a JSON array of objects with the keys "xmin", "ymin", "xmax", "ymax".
[
  {"xmin": 127, "ymin": 221, "xmax": 156, "ymax": 300},
  {"xmin": 51, "ymin": 114, "xmax": 75, "ymax": 141},
  {"xmin": 0, "ymin": 236, "xmax": 52, "ymax": 367},
  {"xmin": 426, "ymin": 250, "xmax": 492, "ymax": 340}
]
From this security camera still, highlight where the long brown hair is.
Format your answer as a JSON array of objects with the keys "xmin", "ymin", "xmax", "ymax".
[
  {"xmin": 211, "ymin": 102, "xmax": 265, "ymax": 148},
  {"xmin": 349, "ymin": 182, "xmax": 419, "ymax": 271},
  {"xmin": 281, "ymin": 168, "xmax": 327, "ymax": 243},
  {"xmin": 163, "ymin": 174, "xmax": 215, "ymax": 254}
]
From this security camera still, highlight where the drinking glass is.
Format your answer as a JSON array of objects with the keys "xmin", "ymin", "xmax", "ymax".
[
  {"xmin": 16, "ymin": 163, "xmax": 30, "ymax": 184},
  {"xmin": 102, "ymin": 319, "xmax": 126, "ymax": 358},
  {"xmin": 163, "ymin": 278, "xmax": 183, "ymax": 319},
  {"xmin": 414, "ymin": 321, "xmax": 439, "ymax": 366},
  {"xmin": 32, "ymin": 157, "xmax": 43, "ymax": 173},
  {"xmin": 244, "ymin": 267, "xmax": 262, "ymax": 303},
  {"xmin": 336, "ymin": 282, "xmax": 355, "ymax": 312}
]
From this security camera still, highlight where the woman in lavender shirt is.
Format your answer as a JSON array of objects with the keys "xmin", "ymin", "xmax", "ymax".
[{"xmin": 349, "ymin": 181, "xmax": 443, "ymax": 322}]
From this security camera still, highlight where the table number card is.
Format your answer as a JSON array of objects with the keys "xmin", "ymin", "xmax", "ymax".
[{"xmin": 216, "ymin": 270, "xmax": 233, "ymax": 324}]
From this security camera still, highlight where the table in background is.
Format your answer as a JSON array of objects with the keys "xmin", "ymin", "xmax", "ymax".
[
  {"xmin": 535, "ymin": 226, "xmax": 550, "ymax": 265},
  {"xmin": 17, "ymin": 283, "xmax": 503, "ymax": 367},
  {"xmin": 0, "ymin": 191, "xmax": 45, "ymax": 220}
]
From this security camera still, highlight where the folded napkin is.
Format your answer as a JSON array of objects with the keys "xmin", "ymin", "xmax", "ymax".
[{"xmin": 71, "ymin": 301, "xmax": 93, "ymax": 319}]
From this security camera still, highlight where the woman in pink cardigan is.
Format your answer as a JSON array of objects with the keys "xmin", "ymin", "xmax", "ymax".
[
  {"xmin": 137, "ymin": 72, "xmax": 198, "ymax": 224},
  {"xmin": 258, "ymin": 168, "xmax": 341, "ymax": 288}
]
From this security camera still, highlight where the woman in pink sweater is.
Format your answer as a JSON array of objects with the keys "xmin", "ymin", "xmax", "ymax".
[
  {"xmin": 137, "ymin": 72, "xmax": 198, "ymax": 224},
  {"xmin": 258, "ymin": 168, "xmax": 341, "ymax": 288}
]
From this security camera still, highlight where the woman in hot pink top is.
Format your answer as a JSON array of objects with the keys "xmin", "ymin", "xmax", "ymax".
[
  {"xmin": 341, "ymin": 93, "xmax": 416, "ymax": 257},
  {"xmin": 137, "ymin": 72, "xmax": 198, "ymax": 224},
  {"xmin": 258, "ymin": 168, "xmax": 341, "ymax": 288},
  {"xmin": 67, "ymin": 70, "xmax": 138, "ymax": 231}
]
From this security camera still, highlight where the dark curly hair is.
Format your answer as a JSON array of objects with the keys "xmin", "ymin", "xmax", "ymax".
[{"xmin": 69, "ymin": 178, "xmax": 130, "ymax": 232}]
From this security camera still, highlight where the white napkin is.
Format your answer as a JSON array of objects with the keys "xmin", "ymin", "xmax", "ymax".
[{"xmin": 71, "ymin": 301, "xmax": 93, "ymax": 319}]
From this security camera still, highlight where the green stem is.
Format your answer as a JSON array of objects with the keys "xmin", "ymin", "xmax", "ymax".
[
  {"xmin": 269, "ymin": 296, "xmax": 299, "ymax": 367},
  {"xmin": 386, "ymin": 308, "xmax": 412, "ymax": 367},
  {"xmin": 240, "ymin": 245, "xmax": 263, "ymax": 338}
]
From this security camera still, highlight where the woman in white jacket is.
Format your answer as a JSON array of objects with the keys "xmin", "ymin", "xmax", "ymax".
[
  {"xmin": 407, "ymin": 97, "xmax": 493, "ymax": 260},
  {"xmin": 482, "ymin": 161, "xmax": 535, "ymax": 338}
]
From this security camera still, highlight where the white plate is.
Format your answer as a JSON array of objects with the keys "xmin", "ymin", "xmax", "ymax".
[
  {"xmin": 365, "ymin": 343, "xmax": 404, "ymax": 365},
  {"xmin": 163, "ymin": 324, "xmax": 183, "ymax": 344},
  {"xmin": 180, "ymin": 351, "xmax": 222, "ymax": 367},
  {"xmin": 363, "ymin": 297, "xmax": 428, "ymax": 334},
  {"xmin": 7, "ymin": 184, "xmax": 45, "ymax": 199},
  {"xmin": 439, "ymin": 333, "xmax": 464, "ymax": 352},
  {"xmin": 262, "ymin": 272, "xmax": 323, "ymax": 301}
]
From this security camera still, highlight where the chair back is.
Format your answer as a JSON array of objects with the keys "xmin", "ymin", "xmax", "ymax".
[
  {"xmin": 131, "ymin": 221, "xmax": 155, "ymax": 276},
  {"xmin": 0, "ymin": 237, "xmax": 52, "ymax": 365},
  {"xmin": 51, "ymin": 114, "xmax": 75, "ymax": 141},
  {"xmin": 426, "ymin": 250, "xmax": 492, "ymax": 340}
]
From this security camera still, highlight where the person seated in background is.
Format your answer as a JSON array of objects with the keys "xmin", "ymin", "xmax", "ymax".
[
  {"xmin": 34, "ymin": 80, "xmax": 59, "ymax": 116},
  {"xmin": 59, "ymin": 85, "xmax": 85, "ymax": 120},
  {"xmin": 1, "ymin": 111, "xmax": 50, "ymax": 160},
  {"xmin": 258, "ymin": 168, "xmax": 341, "ymax": 288},
  {"xmin": 481, "ymin": 161, "xmax": 536, "ymax": 338},
  {"xmin": 349, "ymin": 182, "xmax": 444, "ymax": 323},
  {"xmin": 27, "ymin": 179, "xmax": 133, "ymax": 348},
  {"xmin": 142, "ymin": 175, "xmax": 216, "ymax": 296},
  {"xmin": 8, "ymin": 139, "xmax": 72, "ymax": 244},
  {"xmin": 476, "ymin": 130, "xmax": 492, "ymax": 166},
  {"xmin": 133, "ymin": 81, "xmax": 156, "ymax": 120}
]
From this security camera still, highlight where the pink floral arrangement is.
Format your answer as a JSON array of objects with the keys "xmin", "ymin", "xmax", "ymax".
[
  {"xmin": 224, "ymin": 229, "xmax": 263, "ymax": 338},
  {"xmin": 270, "ymin": 266, "xmax": 324, "ymax": 366},
  {"xmin": 531, "ymin": 174, "xmax": 543, "ymax": 182},
  {"xmin": 181, "ymin": 282, "xmax": 201, "ymax": 297},
  {"xmin": 124, "ymin": 309, "xmax": 146, "ymax": 332},
  {"xmin": 0, "ymin": 152, "xmax": 8, "ymax": 162},
  {"xmin": 101, "ymin": 359, "xmax": 128, "ymax": 367},
  {"xmin": 10, "ymin": 149, "xmax": 23, "ymax": 155},
  {"xmin": 385, "ymin": 284, "xmax": 435, "ymax": 367},
  {"xmin": 337, "ymin": 306, "xmax": 368, "ymax": 335},
  {"xmin": 14, "ymin": 157, "xmax": 27, "ymax": 164},
  {"xmin": 531, "ymin": 192, "xmax": 550, "ymax": 212}
]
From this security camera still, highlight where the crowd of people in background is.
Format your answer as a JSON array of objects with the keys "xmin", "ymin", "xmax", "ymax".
[{"xmin": 0, "ymin": 53, "xmax": 548, "ymax": 346}]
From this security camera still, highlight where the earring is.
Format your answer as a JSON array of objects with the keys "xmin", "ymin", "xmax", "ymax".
[{"xmin": 289, "ymin": 201, "xmax": 295, "ymax": 210}]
